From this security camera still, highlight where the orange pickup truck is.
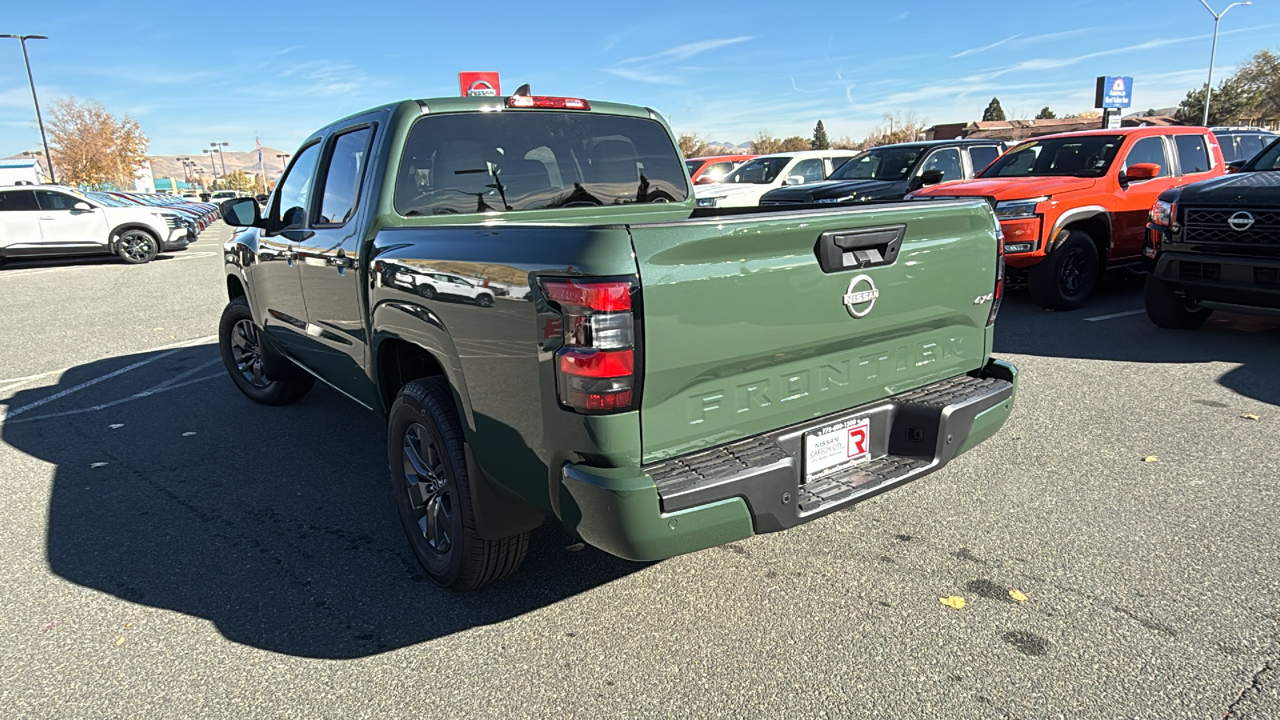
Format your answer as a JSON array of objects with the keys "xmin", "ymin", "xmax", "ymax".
[{"xmin": 910, "ymin": 127, "xmax": 1226, "ymax": 309}]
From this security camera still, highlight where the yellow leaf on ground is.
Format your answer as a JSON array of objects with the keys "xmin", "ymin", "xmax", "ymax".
[
  {"xmin": 565, "ymin": 542, "xmax": 585, "ymax": 552},
  {"xmin": 115, "ymin": 637, "xmax": 125, "ymax": 646},
  {"xmin": 939, "ymin": 596, "xmax": 966, "ymax": 609},
  {"xmin": 1241, "ymin": 414, "xmax": 1260, "ymax": 421},
  {"xmin": 1009, "ymin": 589, "xmax": 1028, "ymax": 602},
  {"xmin": 1143, "ymin": 456, "xmax": 1159, "ymax": 463}
]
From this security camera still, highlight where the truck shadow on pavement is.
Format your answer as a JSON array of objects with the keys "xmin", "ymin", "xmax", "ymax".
[
  {"xmin": 2, "ymin": 344, "xmax": 641, "ymax": 659},
  {"xmin": 995, "ymin": 278, "xmax": 1280, "ymax": 407}
]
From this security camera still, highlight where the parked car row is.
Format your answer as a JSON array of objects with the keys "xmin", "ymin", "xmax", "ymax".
[
  {"xmin": 0, "ymin": 185, "xmax": 215, "ymax": 267},
  {"xmin": 700, "ymin": 124, "xmax": 1277, "ymax": 325}
]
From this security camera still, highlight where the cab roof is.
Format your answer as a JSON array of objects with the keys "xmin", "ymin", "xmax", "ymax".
[{"xmin": 1019, "ymin": 125, "xmax": 1213, "ymax": 141}]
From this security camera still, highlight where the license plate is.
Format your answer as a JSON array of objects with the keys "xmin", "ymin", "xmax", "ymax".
[{"xmin": 803, "ymin": 416, "xmax": 872, "ymax": 483}]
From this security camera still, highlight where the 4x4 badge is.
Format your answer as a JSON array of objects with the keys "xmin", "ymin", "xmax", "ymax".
[
  {"xmin": 843, "ymin": 274, "xmax": 879, "ymax": 318},
  {"xmin": 1228, "ymin": 211, "xmax": 1255, "ymax": 232}
]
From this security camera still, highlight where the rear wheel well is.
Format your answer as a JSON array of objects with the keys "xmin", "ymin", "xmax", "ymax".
[
  {"xmin": 378, "ymin": 339, "xmax": 447, "ymax": 410},
  {"xmin": 1059, "ymin": 217, "xmax": 1110, "ymax": 266},
  {"xmin": 226, "ymin": 275, "xmax": 247, "ymax": 302}
]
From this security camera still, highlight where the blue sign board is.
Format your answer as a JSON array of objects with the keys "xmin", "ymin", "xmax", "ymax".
[{"xmin": 1095, "ymin": 76, "xmax": 1133, "ymax": 109}]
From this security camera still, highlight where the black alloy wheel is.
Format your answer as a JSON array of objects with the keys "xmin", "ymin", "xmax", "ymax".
[
  {"xmin": 418, "ymin": 284, "xmax": 437, "ymax": 299},
  {"xmin": 1028, "ymin": 230, "xmax": 1099, "ymax": 311},
  {"xmin": 217, "ymin": 297, "xmax": 315, "ymax": 405},
  {"xmin": 117, "ymin": 229, "xmax": 158, "ymax": 264},
  {"xmin": 476, "ymin": 294, "xmax": 494, "ymax": 307},
  {"xmin": 401, "ymin": 422, "xmax": 458, "ymax": 563},
  {"xmin": 387, "ymin": 378, "xmax": 530, "ymax": 590}
]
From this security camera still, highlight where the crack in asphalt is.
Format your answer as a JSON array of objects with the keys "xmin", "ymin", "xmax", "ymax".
[{"xmin": 1223, "ymin": 661, "xmax": 1275, "ymax": 719}]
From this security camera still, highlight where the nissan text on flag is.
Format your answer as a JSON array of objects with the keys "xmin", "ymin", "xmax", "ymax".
[{"xmin": 215, "ymin": 90, "xmax": 1017, "ymax": 590}]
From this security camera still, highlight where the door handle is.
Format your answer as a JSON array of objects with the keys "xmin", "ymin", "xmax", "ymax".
[{"xmin": 40, "ymin": 216, "xmax": 56, "ymax": 220}]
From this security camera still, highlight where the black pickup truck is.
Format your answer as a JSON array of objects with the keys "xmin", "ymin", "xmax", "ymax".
[
  {"xmin": 216, "ymin": 93, "xmax": 1016, "ymax": 590},
  {"xmin": 1144, "ymin": 136, "xmax": 1280, "ymax": 328}
]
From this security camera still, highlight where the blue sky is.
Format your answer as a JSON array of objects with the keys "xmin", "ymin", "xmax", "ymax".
[{"xmin": 2, "ymin": 0, "xmax": 1278, "ymax": 157}]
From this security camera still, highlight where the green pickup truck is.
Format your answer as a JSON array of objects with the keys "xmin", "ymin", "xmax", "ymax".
[{"xmin": 218, "ymin": 93, "xmax": 1017, "ymax": 590}]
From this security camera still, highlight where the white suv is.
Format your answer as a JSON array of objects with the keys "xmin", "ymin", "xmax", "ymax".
[
  {"xmin": 393, "ymin": 267, "xmax": 495, "ymax": 307},
  {"xmin": 0, "ymin": 185, "xmax": 194, "ymax": 266},
  {"xmin": 692, "ymin": 150, "xmax": 860, "ymax": 208}
]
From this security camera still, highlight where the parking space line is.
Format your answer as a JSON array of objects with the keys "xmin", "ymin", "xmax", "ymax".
[
  {"xmin": 4, "ymin": 373, "xmax": 224, "ymax": 425},
  {"xmin": 0, "ymin": 335, "xmax": 217, "ymax": 427},
  {"xmin": 1084, "ymin": 309, "xmax": 1146, "ymax": 322}
]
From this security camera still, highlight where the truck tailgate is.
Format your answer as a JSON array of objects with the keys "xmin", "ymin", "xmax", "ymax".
[{"xmin": 629, "ymin": 200, "xmax": 999, "ymax": 464}]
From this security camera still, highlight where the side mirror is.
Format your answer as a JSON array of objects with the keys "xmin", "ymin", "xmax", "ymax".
[
  {"xmin": 1125, "ymin": 163, "xmax": 1160, "ymax": 181},
  {"xmin": 784, "ymin": 175, "xmax": 806, "ymax": 186},
  {"xmin": 1227, "ymin": 160, "xmax": 1247, "ymax": 174},
  {"xmin": 695, "ymin": 176, "xmax": 717, "ymax": 185},
  {"xmin": 255, "ymin": 193, "xmax": 269, "ymax": 203},
  {"xmin": 221, "ymin": 197, "xmax": 262, "ymax": 227},
  {"xmin": 73, "ymin": 201, "xmax": 93, "ymax": 211},
  {"xmin": 919, "ymin": 169, "xmax": 945, "ymax": 187}
]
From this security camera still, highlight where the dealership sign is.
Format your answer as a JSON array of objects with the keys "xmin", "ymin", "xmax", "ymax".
[
  {"xmin": 1095, "ymin": 76, "xmax": 1133, "ymax": 109},
  {"xmin": 459, "ymin": 72, "xmax": 501, "ymax": 97}
]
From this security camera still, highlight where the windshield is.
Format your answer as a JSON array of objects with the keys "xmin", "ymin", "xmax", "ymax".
[
  {"xmin": 685, "ymin": 159, "xmax": 703, "ymax": 175},
  {"xmin": 981, "ymin": 135, "xmax": 1123, "ymax": 178},
  {"xmin": 830, "ymin": 146, "xmax": 924, "ymax": 181},
  {"xmin": 394, "ymin": 111, "xmax": 688, "ymax": 217},
  {"xmin": 1245, "ymin": 137, "xmax": 1280, "ymax": 171},
  {"xmin": 723, "ymin": 156, "xmax": 792, "ymax": 184}
]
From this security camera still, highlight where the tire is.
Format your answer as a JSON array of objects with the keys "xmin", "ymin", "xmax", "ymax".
[
  {"xmin": 1144, "ymin": 275, "xmax": 1211, "ymax": 329},
  {"xmin": 417, "ymin": 284, "xmax": 437, "ymax": 299},
  {"xmin": 117, "ymin": 228, "xmax": 159, "ymax": 264},
  {"xmin": 218, "ymin": 297, "xmax": 315, "ymax": 405},
  {"xmin": 387, "ymin": 378, "xmax": 529, "ymax": 591},
  {"xmin": 476, "ymin": 293, "xmax": 494, "ymax": 307},
  {"xmin": 1028, "ymin": 230, "xmax": 1100, "ymax": 311}
]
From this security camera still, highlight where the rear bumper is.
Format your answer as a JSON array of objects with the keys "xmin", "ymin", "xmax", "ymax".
[
  {"xmin": 560, "ymin": 359, "xmax": 1017, "ymax": 561},
  {"xmin": 1154, "ymin": 250, "xmax": 1280, "ymax": 313}
]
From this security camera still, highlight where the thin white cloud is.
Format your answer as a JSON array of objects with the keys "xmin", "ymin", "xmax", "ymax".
[
  {"xmin": 952, "ymin": 34, "xmax": 1023, "ymax": 59},
  {"xmin": 617, "ymin": 36, "xmax": 754, "ymax": 66},
  {"xmin": 602, "ymin": 67, "xmax": 682, "ymax": 85}
]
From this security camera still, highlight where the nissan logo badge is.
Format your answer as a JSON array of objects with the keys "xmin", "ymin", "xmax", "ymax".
[
  {"xmin": 843, "ymin": 274, "xmax": 879, "ymax": 318},
  {"xmin": 1228, "ymin": 211, "xmax": 1255, "ymax": 232}
]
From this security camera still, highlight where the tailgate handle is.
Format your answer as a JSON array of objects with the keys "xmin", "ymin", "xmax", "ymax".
[{"xmin": 815, "ymin": 225, "xmax": 905, "ymax": 273}]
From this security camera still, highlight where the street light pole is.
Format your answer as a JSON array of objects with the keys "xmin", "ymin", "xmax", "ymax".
[
  {"xmin": 203, "ymin": 148, "xmax": 218, "ymax": 176},
  {"xmin": 211, "ymin": 142, "xmax": 228, "ymax": 176},
  {"xmin": 1, "ymin": 33, "xmax": 55, "ymax": 184},
  {"xmin": 1199, "ymin": 0, "xmax": 1251, "ymax": 127}
]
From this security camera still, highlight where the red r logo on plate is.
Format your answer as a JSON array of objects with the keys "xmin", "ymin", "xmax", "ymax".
[{"xmin": 848, "ymin": 426, "xmax": 868, "ymax": 457}]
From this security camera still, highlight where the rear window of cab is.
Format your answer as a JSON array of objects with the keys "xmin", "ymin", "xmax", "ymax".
[{"xmin": 393, "ymin": 111, "xmax": 689, "ymax": 217}]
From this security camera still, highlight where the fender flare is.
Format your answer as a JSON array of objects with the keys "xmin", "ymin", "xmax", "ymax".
[{"xmin": 1047, "ymin": 206, "xmax": 1111, "ymax": 254}]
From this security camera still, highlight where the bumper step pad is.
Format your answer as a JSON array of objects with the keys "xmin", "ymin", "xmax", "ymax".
[{"xmin": 646, "ymin": 371, "xmax": 1014, "ymax": 531}]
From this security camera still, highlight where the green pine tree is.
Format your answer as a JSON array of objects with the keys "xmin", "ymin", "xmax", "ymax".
[
  {"xmin": 1035, "ymin": 106, "xmax": 1056, "ymax": 120},
  {"xmin": 982, "ymin": 97, "xmax": 1007, "ymax": 122},
  {"xmin": 811, "ymin": 120, "xmax": 830, "ymax": 150}
]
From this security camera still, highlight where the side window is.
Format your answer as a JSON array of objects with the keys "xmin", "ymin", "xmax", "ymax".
[
  {"xmin": 791, "ymin": 158, "xmax": 825, "ymax": 183},
  {"xmin": 921, "ymin": 148, "xmax": 963, "ymax": 181},
  {"xmin": 1124, "ymin": 137, "xmax": 1170, "ymax": 177},
  {"xmin": 967, "ymin": 146, "xmax": 1000, "ymax": 175},
  {"xmin": 1174, "ymin": 135, "xmax": 1211, "ymax": 174},
  {"xmin": 0, "ymin": 190, "xmax": 39, "ymax": 211},
  {"xmin": 1239, "ymin": 135, "xmax": 1267, "ymax": 163},
  {"xmin": 34, "ymin": 191, "xmax": 82, "ymax": 211},
  {"xmin": 316, "ymin": 126, "xmax": 373, "ymax": 226},
  {"xmin": 273, "ymin": 142, "xmax": 322, "ymax": 229}
]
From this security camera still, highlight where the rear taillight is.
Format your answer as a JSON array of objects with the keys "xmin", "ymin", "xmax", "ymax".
[
  {"xmin": 542, "ymin": 278, "xmax": 638, "ymax": 413},
  {"xmin": 988, "ymin": 229, "xmax": 1004, "ymax": 326}
]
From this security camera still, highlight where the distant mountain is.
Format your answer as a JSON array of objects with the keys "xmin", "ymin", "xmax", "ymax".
[
  {"xmin": 708, "ymin": 140, "xmax": 753, "ymax": 149},
  {"xmin": 148, "ymin": 147, "xmax": 289, "ymax": 182}
]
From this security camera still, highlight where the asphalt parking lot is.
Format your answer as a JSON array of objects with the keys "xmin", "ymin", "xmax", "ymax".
[{"xmin": 1, "ymin": 221, "xmax": 1278, "ymax": 719}]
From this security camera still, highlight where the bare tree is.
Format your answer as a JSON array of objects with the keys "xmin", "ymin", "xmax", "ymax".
[
  {"xmin": 46, "ymin": 97, "xmax": 149, "ymax": 189},
  {"xmin": 860, "ymin": 111, "xmax": 929, "ymax": 147}
]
